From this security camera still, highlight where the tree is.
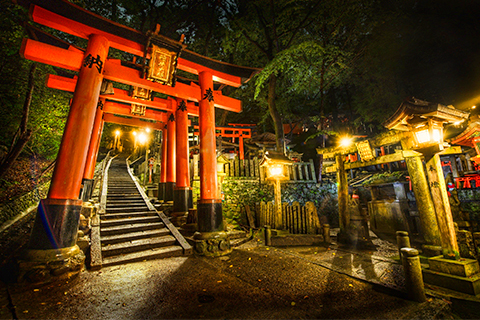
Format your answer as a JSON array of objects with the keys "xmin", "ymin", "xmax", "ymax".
[
  {"xmin": 0, "ymin": 0, "xmax": 70, "ymax": 173},
  {"xmin": 222, "ymin": 0, "xmax": 376, "ymax": 150}
]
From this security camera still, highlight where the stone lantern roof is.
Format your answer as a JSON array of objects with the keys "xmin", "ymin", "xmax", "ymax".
[{"xmin": 384, "ymin": 97, "xmax": 469, "ymax": 131}]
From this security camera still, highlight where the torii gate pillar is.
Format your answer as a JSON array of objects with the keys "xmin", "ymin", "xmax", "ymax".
[
  {"xmin": 172, "ymin": 99, "xmax": 191, "ymax": 225},
  {"xmin": 165, "ymin": 109, "xmax": 176, "ymax": 203},
  {"xmin": 81, "ymin": 98, "xmax": 105, "ymax": 201},
  {"xmin": 158, "ymin": 126, "xmax": 167, "ymax": 202},
  {"xmin": 21, "ymin": 34, "xmax": 109, "ymax": 281},
  {"xmin": 193, "ymin": 71, "xmax": 231, "ymax": 256}
]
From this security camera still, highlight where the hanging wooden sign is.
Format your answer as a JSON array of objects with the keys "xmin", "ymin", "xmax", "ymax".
[
  {"xmin": 147, "ymin": 45, "xmax": 177, "ymax": 86},
  {"xmin": 131, "ymin": 104, "xmax": 146, "ymax": 116}
]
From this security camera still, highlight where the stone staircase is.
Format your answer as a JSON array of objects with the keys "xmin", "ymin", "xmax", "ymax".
[{"xmin": 90, "ymin": 156, "xmax": 191, "ymax": 269}]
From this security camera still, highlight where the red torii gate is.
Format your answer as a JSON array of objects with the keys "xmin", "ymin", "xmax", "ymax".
[
  {"xmin": 18, "ymin": 0, "xmax": 259, "ymax": 267},
  {"xmin": 192, "ymin": 126, "xmax": 252, "ymax": 160}
]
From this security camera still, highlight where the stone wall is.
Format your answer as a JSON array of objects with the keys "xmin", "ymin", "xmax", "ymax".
[
  {"xmin": 0, "ymin": 182, "xmax": 50, "ymax": 227},
  {"xmin": 220, "ymin": 179, "xmax": 339, "ymax": 228}
]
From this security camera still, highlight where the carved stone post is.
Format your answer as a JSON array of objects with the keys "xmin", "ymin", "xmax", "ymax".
[
  {"xmin": 403, "ymin": 152, "xmax": 442, "ymax": 253},
  {"xmin": 425, "ymin": 154, "xmax": 460, "ymax": 259}
]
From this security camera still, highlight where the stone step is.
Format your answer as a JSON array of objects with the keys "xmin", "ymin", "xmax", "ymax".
[
  {"xmin": 100, "ymin": 222, "xmax": 165, "ymax": 236},
  {"xmin": 107, "ymin": 190, "xmax": 140, "ymax": 199},
  {"xmin": 107, "ymin": 185, "xmax": 137, "ymax": 188},
  {"xmin": 101, "ymin": 235, "xmax": 177, "ymax": 257},
  {"xmin": 105, "ymin": 206, "xmax": 150, "ymax": 214},
  {"xmin": 107, "ymin": 194, "xmax": 142, "ymax": 199},
  {"xmin": 102, "ymin": 211, "xmax": 157, "ymax": 220},
  {"xmin": 101, "ymin": 228, "xmax": 171, "ymax": 245},
  {"xmin": 106, "ymin": 201, "xmax": 145, "ymax": 206},
  {"xmin": 107, "ymin": 202, "xmax": 147, "ymax": 208},
  {"xmin": 107, "ymin": 189, "xmax": 139, "ymax": 193},
  {"xmin": 101, "ymin": 245, "xmax": 184, "ymax": 267},
  {"xmin": 101, "ymin": 215, "xmax": 160, "ymax": 228}
]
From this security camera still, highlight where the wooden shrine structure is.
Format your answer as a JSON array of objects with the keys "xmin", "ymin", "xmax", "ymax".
[{"xmin": 17, "ymin": 0, "xmax": 260, "ymax": 268}]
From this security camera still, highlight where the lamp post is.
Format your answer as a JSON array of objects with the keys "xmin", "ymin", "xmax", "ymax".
[{"xmin": 260, "ymin": 151, "xmax": 293, "ymax": 230}]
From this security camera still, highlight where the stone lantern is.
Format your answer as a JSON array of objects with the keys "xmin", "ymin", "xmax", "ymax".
[
  {"xmin": 260, "ymin": 151, "xmax": 293, "ymax": 229},
  {"xmin": 384, "ymin": 98, "xmax": 480, "ymax": 296}
]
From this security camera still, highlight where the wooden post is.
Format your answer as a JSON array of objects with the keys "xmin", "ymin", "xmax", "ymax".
[
  {"xmin": 29, "ymin": 34, "xmax": 109, "ymax": 254},
  {"xmin": 336, "ymin": 154, "xmax": 349, "ymax": 237},
  {"xmin": 165, "ymin": 107, "xmax": 176, "ymax": 202},
  {"xmin": 158, "ymin": 125, "xmax": 167, "ymax": 202},
  {"xmin": 425, "ymin": 154, "xmax": 460, "ymax": 259},
  {"xmin": 172, "ymin": 98, "xmax": 190, "ymax": 225},
  {"xmin": 81, "ymin": 98, "xmax": 105, "ymax": 201},
  {"xmin": 274, "ymin": 178, "xmax": 283, "ymax": 230},
  {"xmin": 194, "ymin": 71, "xmax": 230, "ymax": 256},
  {"xmin": 239, "ymin": 135, "xmax": 244, "ymax": 160}
]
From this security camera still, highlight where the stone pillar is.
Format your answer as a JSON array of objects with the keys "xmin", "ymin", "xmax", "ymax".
[
  {"xmin": 449, "ymin": 155, "xmax": 459, "ymax": 177},
  {"xmin": 165, "ymin": 107, "xmax": 176, "ymax": 203},
  {"xmin": 193, "ymin": 71, "xmax": 230, "ymax": 256},
  {"xmin": 172, "ymin": 98, "xmax": 191, "ymax": 226},
  {"xmin": 425, "ymin": 153, "xmax": 460, "ymax": 259},
  {"xmin": 401, "ymin": 248, "xmax": 427, "ymax": 302},
  {"xmin": 23, "ymin": 34, "xmax": 109, "ymax": 282},
  {"xmin": 157, "ymin": 126, "xmax": 167, "ymax": 202},
  {"xmin": 403, "ymin": 154, "xmax": 442, "ymax": 252},
  {"xmin": 336, "ymin": 154, "xmax": 349, "ymax": 242},
  {"xmin": 81, "ymin": 98, "xmax": 105, "ymax": 201}
]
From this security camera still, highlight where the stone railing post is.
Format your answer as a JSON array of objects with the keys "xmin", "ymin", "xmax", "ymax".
[{"xmin": 401, "ymin": 247, "xmax": 427, "ymax": 302}]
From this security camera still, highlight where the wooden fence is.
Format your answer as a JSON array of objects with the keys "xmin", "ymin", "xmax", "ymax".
[
  {"xmin": 255, "ymin": 201, "xmax": 322, "ymax": 234},
  {"xmin": 191, "ymin": 155, "xmax": 317, "ymax": 183}
]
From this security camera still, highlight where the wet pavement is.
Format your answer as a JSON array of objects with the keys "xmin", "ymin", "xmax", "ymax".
[{"xmin": 0, "ymin": 233, "xmax": 460, "ymax": 319}]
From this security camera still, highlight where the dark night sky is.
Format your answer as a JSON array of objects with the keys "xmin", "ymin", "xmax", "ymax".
[{"xmin": 387, "ymin": 0, "xmax": 480, "ymax": 110}]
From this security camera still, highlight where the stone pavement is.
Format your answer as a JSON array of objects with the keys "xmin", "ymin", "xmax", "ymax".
[{"xmin": 0, "ymin": 232, "xmax": 459, "ymax": 320}]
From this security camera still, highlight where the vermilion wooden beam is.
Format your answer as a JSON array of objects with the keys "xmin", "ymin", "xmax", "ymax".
[
  {"xmin": 192, "ymin": 126, "xmax": 252, "ymax": 138},
  {"xmin": 47, "ymin": 74, "xmax": 200, "ymax": 116},
  {"xmin": 103, "ymin": 113, "xmax": 164, "ymax": 130},
  {"xmin": 103, "ymin": 101, "xmax": 167, "ymax": 123},
  {"xmin": 22, "ymin": 39, "xmax": 241, "ymax": 112},
  {"xmin": 30, "ymin": 5, "xmax": 243, "ymax": 87}
]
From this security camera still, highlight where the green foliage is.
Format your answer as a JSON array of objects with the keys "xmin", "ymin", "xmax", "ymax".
[
  {"xmin": 0, "ymin": 0, "xmax": 70, "ymax": 160},
  {"xmin": 254, "ymin": 41, "xmax": 351, "ymax": 100}
]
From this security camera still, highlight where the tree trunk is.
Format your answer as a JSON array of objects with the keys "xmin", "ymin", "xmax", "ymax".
[
  {"xmin": 0, "ymin": 64, "xmax": 36, "ymax": 178},
  {"xmin": 267, "ymin": 74, "xmax": 285, "ymax": 153},
  {"xmin": 0, "ymin": 130, "xmax": 33, "ymax": 178}
]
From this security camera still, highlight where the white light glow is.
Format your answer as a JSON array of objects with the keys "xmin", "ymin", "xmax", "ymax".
[
  {"xmin": 269, "ymin": 165, "xmax": 283, "ymax": 178},
  {"xmin": 415, "ymin": 129, "xmax": 430, "ymax": 144},
  {"xmin": 432, "ymin": 128, "xmax": 442, "ymax": 142},
  {"xmin": 339, "ymin": 136, "xmax": 353, "ymax": 148},
  {"xmin": 138, "ymin": 133, "xmax": 148, "ymax": 144}
]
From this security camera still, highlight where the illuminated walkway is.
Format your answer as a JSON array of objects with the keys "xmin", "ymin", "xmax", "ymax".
[{"xmin": 91, "ymin": 156, "xmax": 191, "ymax": 268}]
